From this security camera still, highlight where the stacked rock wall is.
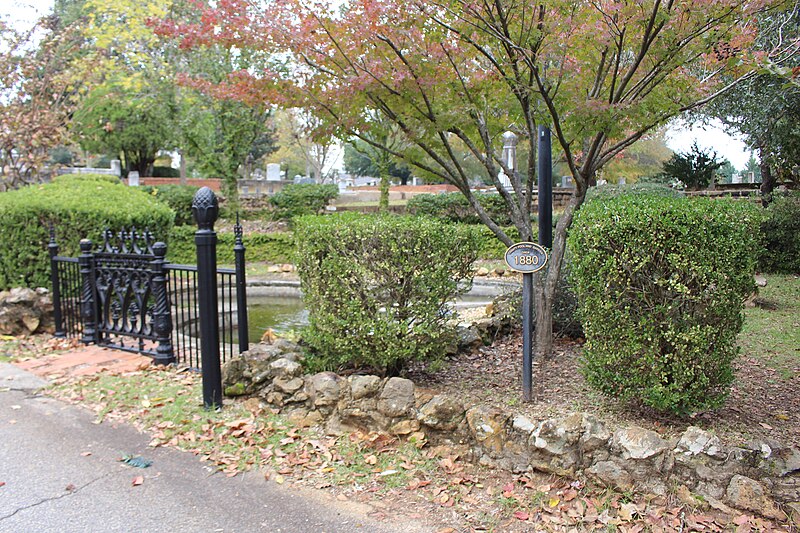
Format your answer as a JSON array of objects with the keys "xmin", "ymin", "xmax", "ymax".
[{"xmin": 223, "ymin": 342, "xmax": 799, "ymax": 521}]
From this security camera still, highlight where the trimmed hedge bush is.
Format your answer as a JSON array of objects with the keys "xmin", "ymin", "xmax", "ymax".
[
  {"xmin": 568, "ymin": 195, "xmax": 761, "ymax": 414},
  {"xmin": 166, "ymin": 226, "xmax": 294, "ymax": 265},
  {"xmin": 407, "ymin": 192, "xmax": 514, "ymax": 226},
  {"xmin": 141, "ymin": 184, "xmax": 200, "ymax": 226},
  {"xmin": 268, "ymin": 183, "xmax": 338, "ymax": 220},
  {"xmin": 584, "ymin": 182, "xmax": 684, "ymax": 204},
  {"xmin": 295, "ymin": 213, "xmax": 482, "ymax": 375},
  {"xmin": 0, "ymin": 174, "xmax": 174, "ymax": 289},
  {"xmin": 759, "ymin": 193, "xmax": 800, "ymax": 274}
]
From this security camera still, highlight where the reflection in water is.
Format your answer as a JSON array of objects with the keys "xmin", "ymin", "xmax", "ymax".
[
  {"xmin": 244, "ymin": 294, "xmax": 493, "ymax": 341},
  {"xmin": 246, "ymin": 296, "xmax": 308, "ymax": 340}
]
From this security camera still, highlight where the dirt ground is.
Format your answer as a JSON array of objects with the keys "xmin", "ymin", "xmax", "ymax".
[{"xmin": 410, "ymin": 331, "xmax": 800, "ymax": 449}]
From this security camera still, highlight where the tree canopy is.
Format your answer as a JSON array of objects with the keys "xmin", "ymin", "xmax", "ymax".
[{"xmin": 161, "ymin": 0, "xmax": 786, "ymax": 358}]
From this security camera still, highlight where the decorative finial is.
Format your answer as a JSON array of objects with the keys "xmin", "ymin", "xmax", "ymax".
[{"xmin": 192, "ymin": 187, "xmax": 219, "ymax": 230}]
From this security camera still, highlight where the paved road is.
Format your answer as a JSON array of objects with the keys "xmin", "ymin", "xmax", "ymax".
[{"xmin": 0, "ymin": 364, "xmax": 427, "ymax": 533}]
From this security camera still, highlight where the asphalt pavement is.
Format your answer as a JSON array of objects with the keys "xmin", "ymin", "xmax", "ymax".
[{"xmin": 0, "ymin": 363, "xmax": 427, "ymax": 533}]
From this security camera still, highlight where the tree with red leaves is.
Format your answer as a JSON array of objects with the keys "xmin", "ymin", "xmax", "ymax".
[{"xmin": 158, "ymin": 0, "xmax": 789, "ymax": 363}]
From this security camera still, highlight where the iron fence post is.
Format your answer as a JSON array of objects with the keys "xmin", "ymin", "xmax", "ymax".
[
  {"xmin": 150, "ymin": 242, "xmax": 175, "ymax": 365},
  {"xmin": 48, "ymin": 227, "xmax": 65, "ymax": 338},
  {"xmin": 537, "ymin": 126, "xmax": 553, "ymax": 249},
  {"xmin": 234, "ymin": 215, "xmax": 249, "ymax": 353},
  {"xmin": 78, "ymin": 239, "xmax": 98, "ymax": 345},
  {"xmin": 192, "ymin": 187, "xmax": 222, "ymax": 409}
]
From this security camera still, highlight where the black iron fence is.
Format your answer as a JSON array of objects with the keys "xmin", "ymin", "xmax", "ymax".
[{"xmin": 49, "ymin": 188, "xmax": 249, "ymax": 382}]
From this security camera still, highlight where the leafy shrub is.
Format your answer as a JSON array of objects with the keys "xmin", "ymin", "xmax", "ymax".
[
  {"xmin": 584, "ymin": 182, "xmax": 684, "ymax": 204},
  {"xmin": 268, "ymin": 184, "xmax": 338, "ymax": 220},
  {"xmin": 568, "ymin": 195, "xmax": 761, "ymax": 414},
  {"xmin": 295, "ymin": 214, "xmax": 482, "ymax": 375},
  {"xmin": 141, "ymin": 184, "xmax": 200, "ymax": 226},
  {"xmin": 759, "ymin": 193, "xmax": 800, "ymax": 274},
  {"xmin": 166, "ymin": 226, "xmax": 294, "ymax": 264},
  {"xmin": 407, "ymin": 192, "xmax": 514, "ymax": 225},
  {"xmin": 152, "ymin": 166, "xmax": 180, "ymax": 178},
  {"xmin": 0, "ymin": 174, "xmax": 174, "ymax": 289}
]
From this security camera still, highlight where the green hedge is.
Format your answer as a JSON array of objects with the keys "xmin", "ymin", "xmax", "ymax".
[
  {"xmin": 0, "ymin": 174, "xmax": 174, "ymax": 289},
  {"xmin": 759, "ymin": 193, "xmax": 800, "ymax": 274},
  {"xmin": 568, "ymin": 195, "xmax": 761, "ymax": 414},
  {"xmin": 407, "ymin": 192, "xmax": 514, "ymax": 226},
  {"xmin": 268, "ymin": 183, "xmax": 338, "ymax": 220},
  {"xmin": 295, "ymin": 213, "xmax": 482, "ymax": 375},
  {"xmin": 584, "ymin": 182, "xmax": 684, "ymax": 204},
  {"xmin": 141, "ymin": 184, "xmax": 200, "ymax": 226},
  {"xmin": 166, "ymin": 226, "xmax": 295, "ymax": 264}
]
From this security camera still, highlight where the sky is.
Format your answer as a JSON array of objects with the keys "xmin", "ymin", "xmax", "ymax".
[{"xmin": 4, "ymin": 0, "xmax": 756, "ymax": 172}]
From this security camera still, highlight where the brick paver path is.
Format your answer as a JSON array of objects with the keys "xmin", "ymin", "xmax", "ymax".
[{"xmin": 13, "ymin": 344, "xmax": 151, "ymax": 380}]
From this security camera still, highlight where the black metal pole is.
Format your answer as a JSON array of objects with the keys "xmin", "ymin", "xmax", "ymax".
[
  {"xmin": 78, "ymin": 239, "xmax": 97, "ymax": 345},
  {"xmin": 48, "ymin": 226, "xmax": 65, "ymax": 338},
  {"xmin": 150, "ymin": 242, "xmax": 175, "ymax": 366},
  {"xmin": 522, "ymin": 272, "xmax": 534, "ymax": 402},
  {"xmin": 538, "ymin": 126, "xmax": 553, "ymax": 249},
  {"xmin": 234, "ymin": 214, "xmax": 249, "ymax": 354},
  {"xmin": 192, "ymin": 187, "xmax": 222, "ymax": 409}
]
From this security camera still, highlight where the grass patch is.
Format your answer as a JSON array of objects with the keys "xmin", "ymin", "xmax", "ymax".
[
  {"xmin": 48, "ymin": 367, "xmax": 442, "ymax": 489},
  {"xmin": 739, "ymin": 274, "xmax": 800, "ymax": 379}
]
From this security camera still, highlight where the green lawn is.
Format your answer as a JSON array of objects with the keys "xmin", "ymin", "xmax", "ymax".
[{"xmin": 738, "ymin": 274, "xmax": 800, "ymax": 379}]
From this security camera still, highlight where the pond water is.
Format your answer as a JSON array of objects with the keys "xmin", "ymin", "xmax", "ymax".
[{"xmin": 243, "ymin": 293, "xmax": 494, "ymax": 342}]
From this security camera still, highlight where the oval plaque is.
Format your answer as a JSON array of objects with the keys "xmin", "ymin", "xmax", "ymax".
[{"xmin": 504, "ymin": 242, "xmax": 548, "ymax": 273}]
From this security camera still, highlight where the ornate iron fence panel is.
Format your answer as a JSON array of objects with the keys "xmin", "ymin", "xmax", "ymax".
[
  {"xmin": 166, "ymin": 265, "xmax": 239, "ymax": 370},
  {"xmin": 49, "ymin": 216, "xmax": 249, "ymax": 374}
]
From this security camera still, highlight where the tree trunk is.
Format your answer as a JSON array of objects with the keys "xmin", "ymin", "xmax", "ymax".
[
  {"xmin": 179, "ymin": 150, "xmax": 187, "ymax": 185},
  {"xmin": 758, "ymin": 146, "xmax": 775, "ymax": 207},
  {"xmin": 379, "ymin": 162, "xmax": 390, "ymax": 213}
]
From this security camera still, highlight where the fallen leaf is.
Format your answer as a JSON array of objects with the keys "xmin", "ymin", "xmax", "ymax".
[
  {"xmin": 65, "ymin": 483, "xmax": 76, "ymax": 492},
  {"xmin": 80, "ymin": 452, "xmax": 92, "ymax": 457},
  {"xmin": 513, "ymin": 511, "xmax": 530, "ymax": 521},
  {"xmin": 548, "ymin": 497, "xmax": 560, "ymax": 508},
  {"xmin": 10, "ymin": 405, "xmax": 20, "ymax": 410},
  {"xmin": 365, "ymin": 454, "xmax": 378, "ymax": 465},
  {"xmin": 759, "ymin": 422, "xmax": 773, "ymax": 430},
  {"xmin": 132, "ymin": 476, "xmax": 144, "ymax": 486},
  {"xmin": 275, "ymin": 475, "xmax": 285, "ymax": 485}
]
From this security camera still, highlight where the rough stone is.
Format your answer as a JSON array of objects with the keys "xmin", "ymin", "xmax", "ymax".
[
  {"xmin": 725, "ymin": 474, "xmax": 785, "ymax": 520},
  {"xmin": 377, "ymin": 377, "xmax": 415, "ymax": 418},
  {"xmin": 0, "ymin": 287, "xmax": 54, "ymax": 335},
  {"xmin": 390, "ymin": 419, "xmax": 420, "ymax": 435},
  {"xmin": 580, "ymin": 414, "xmax": 611, "ymax": 453},
  {"xmin": 511, "ymin": 415, "xmax": 536, "ymax": 435},
  {"xmin": 533, "ymin": 413, "xmax": 583, "ymax": 456},
  {"xmin": 456, "ymin": 326, "xmax": 482, "ymax": 351},
  {"xmin": 475, "ymin": 267, "xmax": 490, "ymax": 276},
  {"xmin": 418, "ymin": 395, "xmax": 465, "ymax": 432},
  {"xmin": 465, "ymin": 405, "xmax": 509, "ymax": 456},
  {"xmin": 274, "ymin": 377, "xmax": 305, "ymax": 394},
  {"xmin": 271, "ymin": 338, "xmax": 302, "ymax": 354},
  {"xmin": 307, "ymin": 372, "xmax": 343, "ymax": 407},
  {"xmin": 221, "ymin": 357, "xmax": 251, "ymax": 394},
  {"xmin": 587, "ymin": 460, "xmax": 634, "ymax": 491},
  {"xmin": 675, "ymin": 426, "xmax": 725, "ymax": 459},
  {"xmin": 270, "ymin": 358, "xmax": 302, "ymax": 380},
  {"xmin": 612, "ymin": 427, "xmax": 669, "ymax": 460},
  {"xmin": 349, "ymin": 375, "xmax": 382, "ymax": 400}
]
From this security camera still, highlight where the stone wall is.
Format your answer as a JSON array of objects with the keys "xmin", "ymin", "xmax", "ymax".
[
  {"xmin": 223, "ymin": 341, "xmax": 799, "ymax": 522},
  {"xmin": 0, "ymin": 288, "xmax": 54, "ymax": 336}
]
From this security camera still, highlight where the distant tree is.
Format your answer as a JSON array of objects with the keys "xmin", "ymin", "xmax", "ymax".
[
  {"xmin": 605, "ymin": 128, "xmax": 674, "ymax": 183},
  {"xmin": 744, "ymin": 154, "xmax": 763, "ymax": 182},
  {"xmin": 718, "ymin": 160, "xmax": 736, "ymax": 184},
  {"xmin": 261, "ymin": 109, "xmax": 337, "ymax": 183},
  {"xmin": 660, "ymin": 143, "xmax": 724, "ymax": 190},
  {"xmin": 0, "ymin": 17, "xmax": 81, "ymax": 190}
]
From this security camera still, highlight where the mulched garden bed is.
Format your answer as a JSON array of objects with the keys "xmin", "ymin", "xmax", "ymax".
[{"xmin": 410, "ymin": 330, "xmax": 800, "ymax": 449}]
